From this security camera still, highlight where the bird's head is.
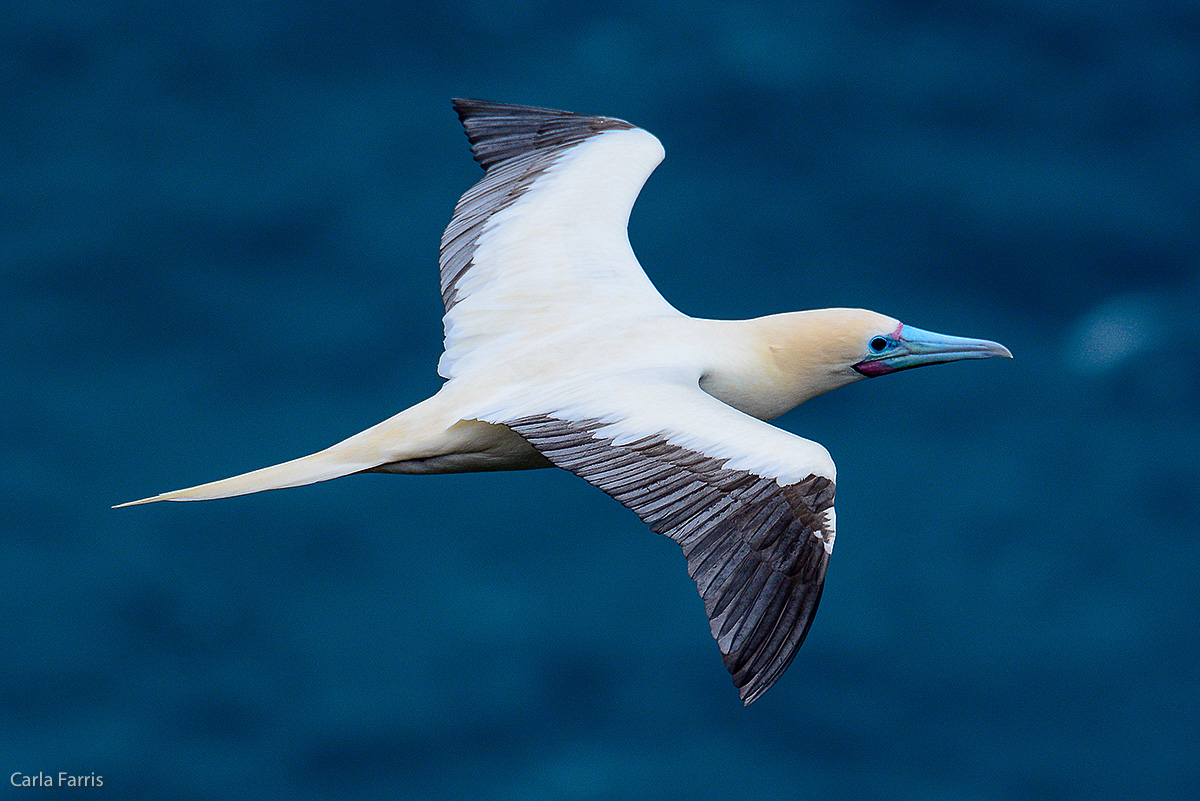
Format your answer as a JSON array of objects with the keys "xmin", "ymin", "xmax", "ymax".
[
  {"xmin": 761, "ymin": 308, "xmax": 1012, "ymax": 407},
  {"xmin": 842, "ymin": 312, "xmax": 1012, "ymax": 379}
]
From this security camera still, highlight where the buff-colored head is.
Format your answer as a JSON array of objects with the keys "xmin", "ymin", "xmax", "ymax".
[{"xmin": 756, "ymin": 308, "xmax": 1011, "ymax": 410}]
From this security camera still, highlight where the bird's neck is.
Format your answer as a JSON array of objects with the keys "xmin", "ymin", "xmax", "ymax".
[{"xmin": 697, "ymin": 311, "xmax": 865, "ymax": 421}]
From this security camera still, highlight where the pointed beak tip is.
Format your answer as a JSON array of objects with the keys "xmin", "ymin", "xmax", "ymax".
[{"xmin": 986, "ymin": 341, "xmax": 1013, "ymax": 360}]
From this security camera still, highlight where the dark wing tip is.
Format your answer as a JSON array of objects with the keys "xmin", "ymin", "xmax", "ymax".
[
  {"xmin": 734, "ymin": 580, "xmax": 827, "ymax": 706},
  {"xmin": 449, "ymin": 98, "xmax": 636, "ymax": 171}
]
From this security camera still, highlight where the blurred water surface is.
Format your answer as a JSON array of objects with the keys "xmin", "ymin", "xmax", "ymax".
[{"xmin": 3, "ymin": 2, "xmax": 1198, "ymax": 799}]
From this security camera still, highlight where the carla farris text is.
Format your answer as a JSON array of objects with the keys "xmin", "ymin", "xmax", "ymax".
[{"xmin": 11, "ymin": 772, "xmax": 103, "ymax": 788}]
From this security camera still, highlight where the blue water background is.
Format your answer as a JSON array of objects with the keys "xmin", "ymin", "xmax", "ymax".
[{"xmin": 4, "ymin": 1, "xmax": 1198, "ymax": 798}]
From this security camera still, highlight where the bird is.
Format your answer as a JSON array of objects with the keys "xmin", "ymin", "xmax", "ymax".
[{"xmin": 118, "ymin": 100, "xmax": 1011, "ymax": 704}]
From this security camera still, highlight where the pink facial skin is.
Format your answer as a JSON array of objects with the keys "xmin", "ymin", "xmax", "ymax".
[
  {"xmin": 853, "ymin": 359, "xmax": 895, "ymax": 377},
  {"xmin": 852, "ymin": 322, "xmax": 905, "ymax": 377}
]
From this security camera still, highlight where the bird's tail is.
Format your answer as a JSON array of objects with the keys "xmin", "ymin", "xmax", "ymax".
[
  {"xmin": 113, "ymin": 445, "xmax": 386, "ymax": 508},
  {"xmin": 114, "ymin": 393, "xmax": 469, "ymax": 508}
]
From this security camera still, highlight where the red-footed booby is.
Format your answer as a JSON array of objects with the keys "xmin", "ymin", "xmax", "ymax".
[{"xmin": 118, "ymin": 100, "xmax": 1010, "ymax": 704}]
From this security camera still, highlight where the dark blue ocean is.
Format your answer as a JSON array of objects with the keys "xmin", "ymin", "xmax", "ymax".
[{"xmin": 4, "ymin": 1, "xmax": 1198, "ymax": 798}]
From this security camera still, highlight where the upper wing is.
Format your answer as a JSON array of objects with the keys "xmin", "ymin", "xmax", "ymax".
[
  {"xmin": 438, "ymin": 100, "xmax": 680, "ymax": 379},
  {"xmin": 491, "ymin": 384, "xmax": 837, "ymax": 705}
]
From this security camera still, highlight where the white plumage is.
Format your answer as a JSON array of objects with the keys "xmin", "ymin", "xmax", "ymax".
[{"xmin": 119, "ymin": 100, "xmax": 1009, "ymax": 703}]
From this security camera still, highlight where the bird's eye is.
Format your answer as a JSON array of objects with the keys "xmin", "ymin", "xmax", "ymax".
[{"xmin": 869, "ymin": 336, "xmax": 889, "ymax": 353}]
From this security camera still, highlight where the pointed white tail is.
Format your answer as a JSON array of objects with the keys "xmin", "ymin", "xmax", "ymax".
[{"xmin": 114, "ymin": 447, "xmax": 384, "ymax": 507}]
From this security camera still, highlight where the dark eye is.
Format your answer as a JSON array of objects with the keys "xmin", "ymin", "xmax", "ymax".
[{"xmin": 870, "ymin": 336, "xmax": 889, "ymax": 353}]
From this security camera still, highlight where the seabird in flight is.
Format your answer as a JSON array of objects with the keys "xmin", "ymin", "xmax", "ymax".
[{"xmin": 119, "ymin": 100, "xmax": 1011, "ymax": 704}]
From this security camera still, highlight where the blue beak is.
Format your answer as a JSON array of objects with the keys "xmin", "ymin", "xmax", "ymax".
[{"xmin": 853, "ymin": 324, "xmax": 1012, "ymax": 377}]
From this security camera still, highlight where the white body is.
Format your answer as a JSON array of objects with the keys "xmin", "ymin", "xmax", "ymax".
[{"xmin": 118, "ymin": 101, "xmax": 1008, "ymax": 705}]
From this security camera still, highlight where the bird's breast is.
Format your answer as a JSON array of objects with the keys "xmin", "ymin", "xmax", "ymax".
[
  {"xmin": 693, "ymin": 320, "xmax": 803, "ymax": 421},
  {"xmin": 698, "ymin": 370, "xmax": 797, "ymax": 421}
]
